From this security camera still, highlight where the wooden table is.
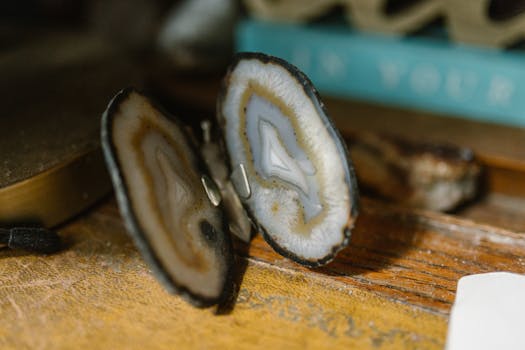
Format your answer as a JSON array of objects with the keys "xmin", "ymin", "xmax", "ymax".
[
  {"xmin": 2, "ymin": 65, "xmax": 525, "ymax": 349},
  {"xmin": 1, "ymin": 194, "xmax": 524, "ymax": 349}
]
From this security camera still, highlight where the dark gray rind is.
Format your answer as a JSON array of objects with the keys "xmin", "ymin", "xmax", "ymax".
[
  {"xmin": 217, "ymin": 52, "xmax": 359, "ymax": 267},
  {"xmin": 101, "ymin": 87, "xmax": 234, "ymax": 307}
]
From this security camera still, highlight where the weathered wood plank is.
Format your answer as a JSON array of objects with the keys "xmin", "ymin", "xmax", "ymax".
[
  {"xmin": 1, "ymin": 198, "xmax": 524, "ymax": 349},
  {"xmin": 243, "ymin": 199, "xmax": 525, "ymax": 315},
  {"xmin": 458, "ymin": 193, "xmax": 525, "ymax": 233}
]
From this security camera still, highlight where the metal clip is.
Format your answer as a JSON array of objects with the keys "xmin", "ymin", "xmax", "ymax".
[
  {"xmin": 230, "ymin": 163, "xmax": 251, "ymax": 199},
  {"xmin": 201, "ymin": 174, "xmax": 221, "ymax": 206}
]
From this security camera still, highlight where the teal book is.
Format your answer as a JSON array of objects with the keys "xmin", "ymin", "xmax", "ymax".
[{"xmin": 236, "ymin": 19, "xmax": 525, "ymax": 128}]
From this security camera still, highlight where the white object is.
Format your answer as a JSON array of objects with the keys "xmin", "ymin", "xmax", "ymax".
[{"xmin": 446, "ymin": 272, "xmax": 525, "ymax": 350}]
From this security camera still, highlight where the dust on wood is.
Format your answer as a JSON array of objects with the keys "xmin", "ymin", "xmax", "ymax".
[{"xmin": 1, "ymin": 198, "xmax": 524, "ymax": 349}]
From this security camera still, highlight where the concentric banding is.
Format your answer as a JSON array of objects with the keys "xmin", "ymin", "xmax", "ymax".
[
  {"xmin": 218, "ymin": 53, "xmax": 358, "ymax": 266},
  {"xmin": 101, "ymin": 88, "xmax": 232, "ymax": 307}
]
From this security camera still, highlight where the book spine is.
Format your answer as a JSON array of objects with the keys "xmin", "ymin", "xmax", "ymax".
[{"xmin": 236, "ymin": 19, "xmax": 525, "ymax": 128}]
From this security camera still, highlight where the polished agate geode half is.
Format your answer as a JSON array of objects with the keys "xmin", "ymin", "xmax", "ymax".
[
  {"xmin": 100, "ymin": 53, "xmax": 359, "ymax": 307},
  {"xmin": 101, "ymin": 89, "xmax": 232, "ymax": 307},
  {"xmin": 218, "ymin": 53, "xmax": 358, "ymax": 266}
]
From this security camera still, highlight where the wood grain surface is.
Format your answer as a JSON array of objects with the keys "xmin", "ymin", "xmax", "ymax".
[
  {"xmin": 1, "ymin": 197, "xmax": 524, "ymax": 349},
  {"xmin": 459, "ymin": 193, "xmax": 525, "ymax": 233}
]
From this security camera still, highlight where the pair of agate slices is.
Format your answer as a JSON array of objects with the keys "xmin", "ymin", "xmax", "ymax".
[{"xmin": 101, "ymin": 52, "xmax": 359, "ymax": 307}]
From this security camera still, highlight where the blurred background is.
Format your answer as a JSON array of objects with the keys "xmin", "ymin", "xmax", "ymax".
[
  {"xmin": 2, "ymin": 0, "xmax": 525, "ymax": 229},
  {"xmin": 3, "ymin": 4, "xmax": 525, "ymax": 349}
]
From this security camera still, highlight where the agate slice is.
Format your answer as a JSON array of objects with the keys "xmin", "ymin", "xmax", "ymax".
[
  {"xmin": 218, "ymin": 53, "xmax": 359, "ymax": 266},
  {"xmin": 101, "ymin": 88, "xmax": 232, "ymax": 307}
]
